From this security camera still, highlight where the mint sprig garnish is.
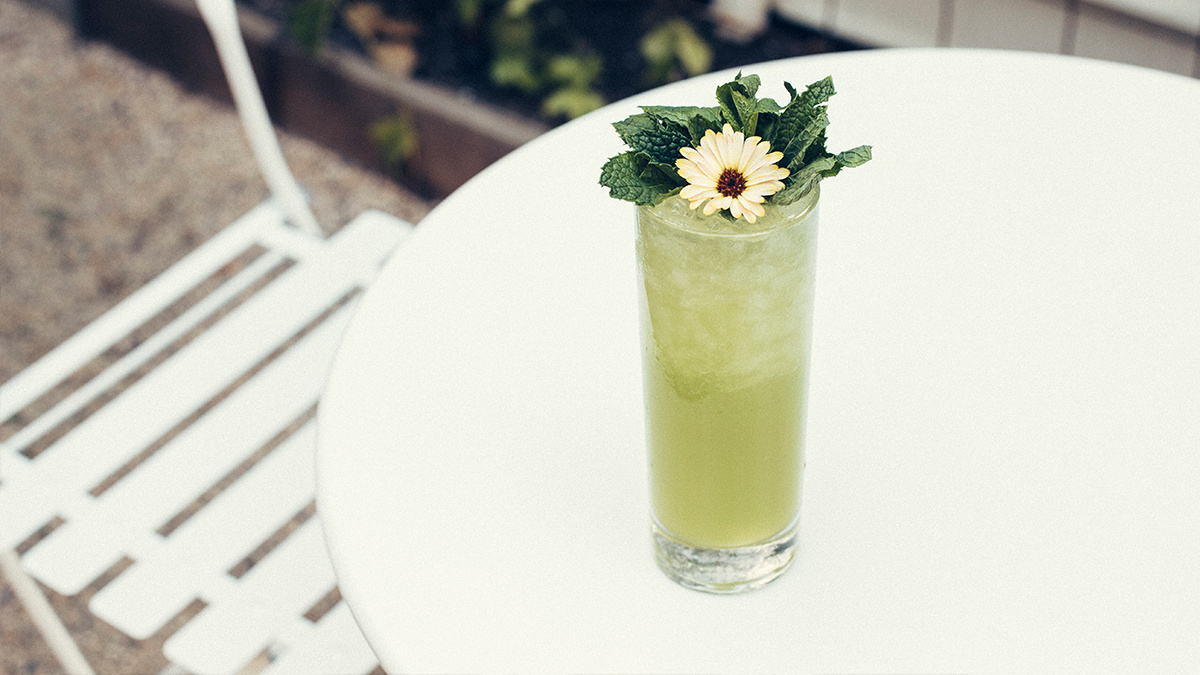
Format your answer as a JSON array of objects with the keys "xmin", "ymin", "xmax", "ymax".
[
  {"xmin": 599, "ymin": 151, "xmax": 687, "ymax": 205},
  {"xmin": 599, "ymin": 73, "xmax": 871, "ymax": 208}
]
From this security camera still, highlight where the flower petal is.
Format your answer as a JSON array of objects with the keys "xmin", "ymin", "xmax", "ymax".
[
  {"xmin": 741, "ymin": 143, "xmax": 779, "ymax": 175},
  {"xmin": 681, "ymin": 184, "xmax": 719, "ymax": 201},
  {"xmin": 673, "ymin": 122, "xmax": 789, "ymax": 220},
  {"xmin": 728, "ymin": 198, "xmax": 745, "ymax": 220},
  {"xmin": 739, "ymin": 196, "xmax": 767, "ymax": 217},
  {"xmin": 737, "ymin": 136, "xmax": 763, "ymax": 173}
]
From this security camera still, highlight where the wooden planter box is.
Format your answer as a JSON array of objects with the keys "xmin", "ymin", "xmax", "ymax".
[{"xmin": 73, "ymin": 0, "xmax": 550, "ymax": 199}]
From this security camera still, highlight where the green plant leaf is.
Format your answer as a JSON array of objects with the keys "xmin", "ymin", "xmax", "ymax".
[
  {"xmin": 773, "ymin": 155, "xmax": 835, "ymax": 205},
  {"xmin": 729, "ymin": 72, "xmax": 761, "ymax": 98},
  {"xmin": 504, "ymin": 0, "xmax": 541, "ymax": 17},
  {"xmin": 639, "ymin": 105, "xmax": 711, "ymax": 128},
  {"xmin": 640, "ymin": 18, "xmax": 712, "ymax": 86},
  {"xmin": 691, "ymin": 112, "xmax": 725, "ymax": 145},
  {"xmin": 638, "ymin": 105, "xmax": 720, "ymax": 144},
  {"xmin": 782, "ymin": 107, "xmax": 829, "ymax": 172},
  {"xmin": 743, "ymin": 95, "xmax": 782, "ymax": 138},
  {"xmin": 546, "ymin": 53, "xmax": 602, "ymax": 88},
  {"xmin": 542, "ymin": 85, "xmax": 605, "ymax": 120},
  {"xmin": 613, "ymin": 113, "xmax": 691, "ymax": 164},
  {"xmin": 369, "ymin": 112, "xmax": 419, "ymax": 171},
  {"xmin": 641, "ymin": 160, "xmax": 687, "ymax": 189},
  {"xmin": 714, "ymin": 73, "xmax": 777, "ymax": 135},
  {"xmin": 714, "ymin": 88, "xmax": 738, "ymax": 129},
  {"xmin": 823, "ymin": 145, "xmax": 873, "ymax": 177},
  {"xmin": 835, "ymin": 144, "xmax": 873, "ymax": 168},
  {"xmin": 774, "ymin": 77, "xmax": 834, "ymax": 156},
  {"xmin": 599, "ymin": 151, "xmax": 679, "ymax": 205},
  {"xmin": 673, "ymin": 22, "xmax": 712, "ymax": 78},
  {"xmin": 287, "ymin": 0, "xmax": 338, "ymax": 56},
  {"xmin": 797, "ymin": 76, "xmax": 836, "ymax": 108},
  {"xmin": 490, "ymin": 53, "xmax": 541, "ymax": 93},
  {"xmin": 755, "ymin": 110, "xmax": 779, "ymax": 146},
  {"xmin": 802, "ymin": 128, "xmax": 829, "ymax": 166},
  {"xmin": 640, "ymin": 106, "xmax": 722, "ymax": 146}
]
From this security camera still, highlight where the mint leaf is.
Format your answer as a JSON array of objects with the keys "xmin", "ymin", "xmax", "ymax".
[
  {"xmin": 775, "ymin": 77, "xmax": 835, "ymax": 157},
  {"xmin": 686, "ymin": 110, "xmax": 722, "ymax": 144},
  {"xmin": 599, "ymin": 151, "xmax": 679, "ymax": 205},
  {"xmin": 782, "ymin": 107, "xmax": 829, "ymax": 172},
  {"xmin": 830, "ymin": 145, "xmax": 873, "ymax": 173},
  {"xmin": 715, "ymin": 83, "xmax": 740, "ymax": 129},
  {"xmin": 774, "ymin": 145, "xmax": 873, "ymax": 205},
  {"xmin": 641, "ymin": 160, "xmax": 686, "ymax": 189},
  {"xmin": 797, "ymin": 76, "xmax": 836, "ymax": 108},
  {"xmin": 613, "ymin": 114, "xmax": 691, "ymax": 164},
  {"xmin": 737, "ymin": 94, "xmax": 783, "ymax": 138},
  {"xmin": 714, "ymin": 73, "xmax": 760, "ymax": 131},
  {"xmin": 731, "ymin": 72, "xmax": 761, "ymax": 98},
  {"xmin": 639, "ymin": 105, "xmax": 721, "ymax": 146},
  {"xmin": 774, "ymin": 155, "xmax": 835, "ymax": 205},
  {"xmin": 639, "ymin": 105, "xmax": 711, "ymax": 127},
  {"xmin": 755, "ymin": 110, "xmax": 780, "ymax": 147},
  {"xmin": 802, "ymin": 128, "xmax": 829, "ymax": 166}
]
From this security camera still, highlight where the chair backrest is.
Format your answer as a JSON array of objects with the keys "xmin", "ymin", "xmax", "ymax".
[{"xmin": 196, "ymin": 0, "xmax": 321, "ymax": 236}]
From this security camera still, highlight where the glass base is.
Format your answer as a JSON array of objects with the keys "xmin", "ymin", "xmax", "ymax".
[{"xmin": 651, "ymin": 520, "xmax": 798, "ymax": 594}]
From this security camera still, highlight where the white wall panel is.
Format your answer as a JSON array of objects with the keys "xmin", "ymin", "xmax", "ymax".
[
  {"xmin": 1086, "ymin": 0, "xmax": 1200, "ymax": 35},
  {"xmin": 950, "ymin": 0, "xmax": 1069, "ymax": 53},
  {"xmin": 768, "ymin": 0, "xmax": 1200, "ymax": 79},
  {"xmin": 776, "ymin": 0, "xmax": 832, "ymax": 28},
  {"xmin": 1074, "ymin": 3, "xmax": 1198, "ymax": 75},
  {"xmin": 832, "ymin": 0, "xmax": 944, "ymax": 47}
]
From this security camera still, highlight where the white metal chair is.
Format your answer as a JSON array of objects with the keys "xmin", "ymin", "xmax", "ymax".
[{"xmin": 0, "ymin": 1, "xmax": 412, "ymax": 672}]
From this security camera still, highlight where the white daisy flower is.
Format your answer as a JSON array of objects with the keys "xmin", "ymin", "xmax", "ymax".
[{"xmin": 675, "ymin": 123, "xmax": 790, "ymax": 223}]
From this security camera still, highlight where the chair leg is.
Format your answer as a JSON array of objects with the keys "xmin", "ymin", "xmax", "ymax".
[{"xmin": 0, "ymin": 548, "xmax": 95, "ymax": 675}]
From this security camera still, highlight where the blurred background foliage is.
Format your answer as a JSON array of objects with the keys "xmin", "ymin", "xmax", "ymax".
[
  {"xmin": 244, "ymin": 0, "xmax": 855, "ymax": 174},
  {"xmin": 280, "ymin": 0, "xmax": 713, "ymax": 121},
  {"xmin": 270, "ymin": 0, "xmax": 719, "ymax": 172}
]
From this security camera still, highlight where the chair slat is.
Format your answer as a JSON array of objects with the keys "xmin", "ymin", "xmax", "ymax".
[
  {"xmin": 0, "ymin": 214, "xmax": 405, "ymax": 549},
  {"xmin": 21, "ymin": 305, "xmax": 351, "ymax": 594},
  {"xmin": 87, "ymin": 423, "xmax": 318, "ymax": 639},
  {"xmin": 0, "ymin": 203, "xmax": 278, "ymax": 422},
  {"xmin": 1, "ymin": 251, "xmax": 286, "ymax": 464},
  {"xmin": 261, "ymin": 602, "xmax": 379, "ymax": 675},
  {"xmin": 161, "ymin": 519, "xmax": 342, "ymax": 673}
]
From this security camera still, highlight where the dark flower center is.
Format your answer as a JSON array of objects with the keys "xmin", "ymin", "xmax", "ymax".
[{"xmin": 716, "ymin": 168, "xmax": 747, "ymax": 198}]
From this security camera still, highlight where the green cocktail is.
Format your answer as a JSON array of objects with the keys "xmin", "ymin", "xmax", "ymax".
[
  {"xmin": 599, "ymin": 72, "xmax": 869, "ymax": 592},
  {"xmin": 637, "ymin": 187, "xmax": 819, "ymax": 591}
]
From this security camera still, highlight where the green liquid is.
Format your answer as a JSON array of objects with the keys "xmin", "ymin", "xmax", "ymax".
[
  {"xmin": 637, "ymin": 192, "xmax": 818, "ymax": 549},
  {"xmin": 646, "ymin": 367, "xmax": 804, "ymax": 548}
]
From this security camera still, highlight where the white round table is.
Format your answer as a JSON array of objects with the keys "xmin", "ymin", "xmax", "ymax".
[{"xmin": 317, "ymin": 49, "xmax": 1200, "ymax": 673}]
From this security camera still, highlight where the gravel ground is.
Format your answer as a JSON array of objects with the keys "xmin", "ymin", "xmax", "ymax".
[{"xmin": 1, "ymin": 0, "xmax": 430, "ymax": 671}]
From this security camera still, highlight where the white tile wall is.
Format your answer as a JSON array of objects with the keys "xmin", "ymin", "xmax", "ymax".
[
  {"xmin": 770, "ymin": 0, "xmax": 1200, "ymax": 78},
  {"xmin": 1074, "ymin": 3, "xmax": 1199, "ymax": 75},
  {"xmin": 950, "ymin": 0, "xmax": 1069, "ymax": 53}
]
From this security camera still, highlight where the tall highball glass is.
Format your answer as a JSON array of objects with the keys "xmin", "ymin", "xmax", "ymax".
[{"xmin": 636, "ymin": 186, "xmax": 819, "ymax": 593}]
